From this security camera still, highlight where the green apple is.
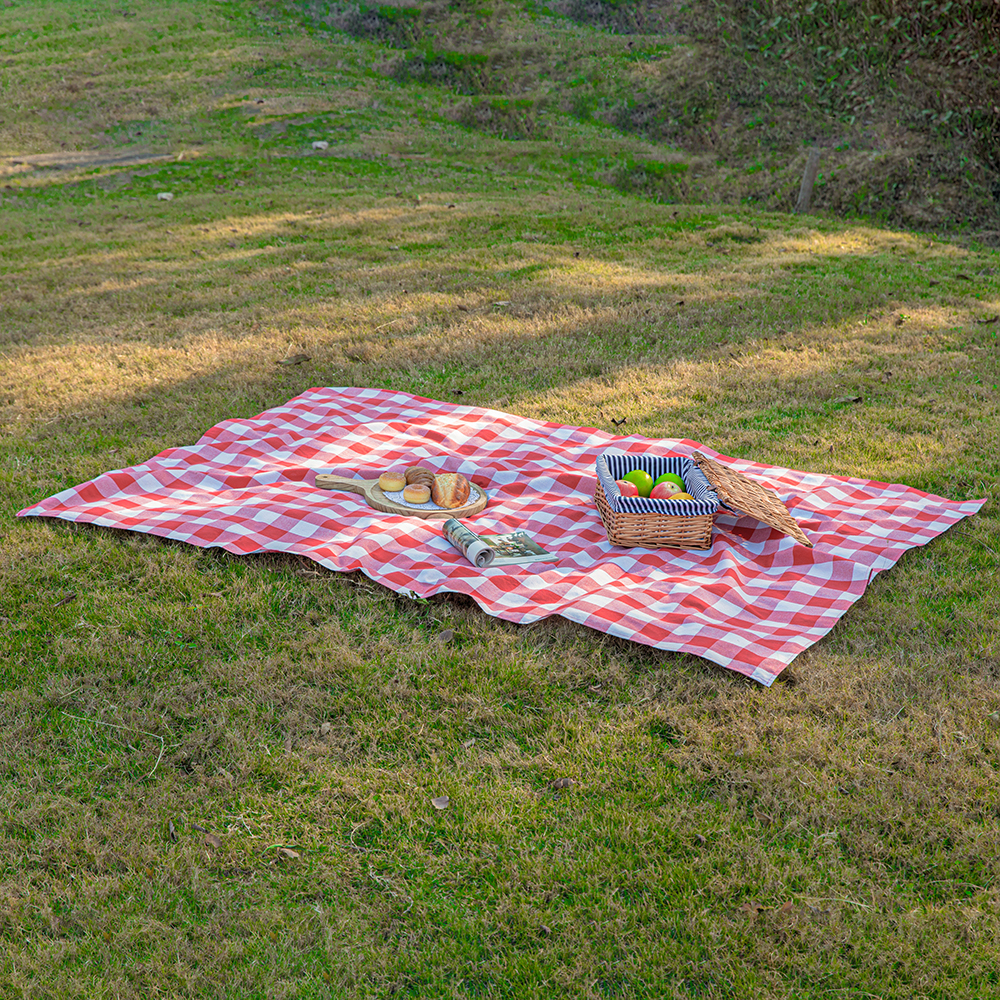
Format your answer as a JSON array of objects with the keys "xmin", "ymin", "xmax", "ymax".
[
  {"xmin": 653, "ymin": 472, "xmax": 686, "ymax": 492},
  {"xmin": 622, "ymin": 469, "xmax": 654, "ymax": 497}
]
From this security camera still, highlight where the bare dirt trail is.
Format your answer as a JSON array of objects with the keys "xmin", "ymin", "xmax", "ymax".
[{"xmin": 1, "ymin": 147, "xmax": 177, "ymax": 179}]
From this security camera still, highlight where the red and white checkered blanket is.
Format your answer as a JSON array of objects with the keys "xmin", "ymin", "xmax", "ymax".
[{"xmin": 18, "ymin": 387, "xmax": 984, "ymax": 685}]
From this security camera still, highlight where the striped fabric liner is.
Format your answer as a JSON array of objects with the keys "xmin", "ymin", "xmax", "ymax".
[{"xmin": 597, "ymin": 451, "xmax": 719, "ymax": 515}]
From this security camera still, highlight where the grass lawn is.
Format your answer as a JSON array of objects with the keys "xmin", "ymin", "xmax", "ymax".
[{"xmin": 2, "ymin": 2, "xmax": 999, "ymax": 997}]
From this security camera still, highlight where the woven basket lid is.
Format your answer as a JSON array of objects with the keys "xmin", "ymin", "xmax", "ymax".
[{"xmin": 691, "ymin": 451, "xmax": 813, "ymax": 548}]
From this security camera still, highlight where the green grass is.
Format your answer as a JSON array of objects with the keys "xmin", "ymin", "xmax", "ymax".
[{"xmin": 1, "ymin": 1, "xmax": 1000, "ymax": 998}]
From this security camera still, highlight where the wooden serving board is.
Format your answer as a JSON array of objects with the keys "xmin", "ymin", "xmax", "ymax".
[{"xmin": 314, "ymin": 473, "xmax": 488, "ymax": 520}]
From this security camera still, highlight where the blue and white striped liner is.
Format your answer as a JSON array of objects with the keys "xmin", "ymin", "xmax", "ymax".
[{"xmin": 597, "ymin": 451, "xmax": 720, "ymax": 516}]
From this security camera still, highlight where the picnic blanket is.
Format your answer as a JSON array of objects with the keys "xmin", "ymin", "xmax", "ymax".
[{"xmin": 17, "ymin": 387, "xmax": 985, "ymax": 686}]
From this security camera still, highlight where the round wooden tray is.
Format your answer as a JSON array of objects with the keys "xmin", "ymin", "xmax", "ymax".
[{"xmin": 314, "ymin": 473, "xmax": 487, "ymax": 520}]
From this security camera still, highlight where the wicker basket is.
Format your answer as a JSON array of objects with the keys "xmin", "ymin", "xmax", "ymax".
[
  {"xmin": 595, "ymin": 449, "xmax": 812, "ymax": 550},
  {"xmin": 595, "ymin": 480, "xmax": 714, "ymax": 549}
]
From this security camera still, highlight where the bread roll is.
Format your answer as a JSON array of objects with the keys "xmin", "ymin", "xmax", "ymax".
[
  {"xmin": 405, "ymin": 466, "xmax": 435, "ymax": 489},
  {"xmin": 403, "ymin": 483, "xmax": 430, "ymax": 504},
  {"xmin": 379, "ymin": 471, "xmax": 406, "ymax": 492},
  {"xmin": 431, "ymin": 472, "xmax": 471, "ymax": 509}
]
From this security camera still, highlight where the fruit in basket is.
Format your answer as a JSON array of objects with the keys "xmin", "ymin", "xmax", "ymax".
[
  {"xmin": 651, "ymin": 482, "xmax": 696, "ymax": 501},
  {"xmin": 622, "ymin": 469, "xmax": 654, "ymax": 497},
  {"xmin": 649, "ymin": 483, "xmax": 680, "ymax": 500},
  {"xmin": 615, "ymin": 479, "xmax": 639, "ymax": 497},
  {"xmin": 653, "ymin": 472, "xmax": 686, "ymax": 492}
]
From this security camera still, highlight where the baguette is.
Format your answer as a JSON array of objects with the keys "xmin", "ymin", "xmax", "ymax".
[{"xmin": 431, "ymin": 472, "xmax": 471, "ymax": 509}]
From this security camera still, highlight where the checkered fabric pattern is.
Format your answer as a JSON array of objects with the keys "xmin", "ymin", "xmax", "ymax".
[{"xmin": 17, "ymin": 387, "xmax": 985, "ymax": 686}]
